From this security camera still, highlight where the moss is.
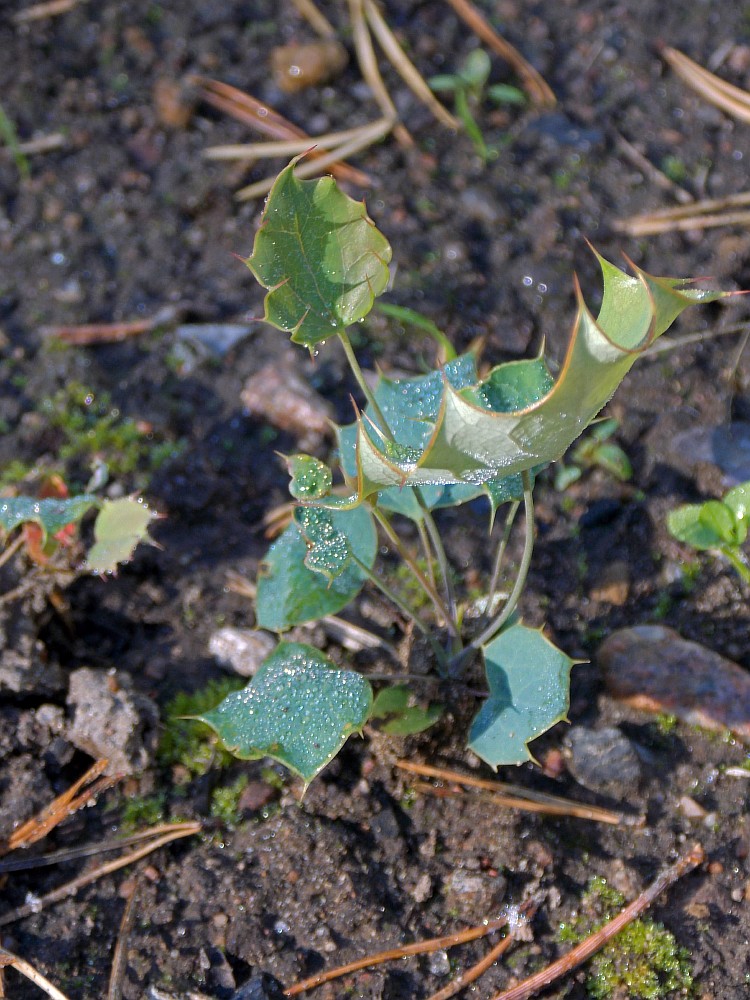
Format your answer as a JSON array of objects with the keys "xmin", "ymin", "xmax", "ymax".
[
  {"xmin": 561, "ymin": 876, "xmax": 694, "ymax": 999},
  {"xmin": 121, "ymin": 793, "xmax": 167, "ymax": 831},
  {"xmin": 158, "ymin": 677, "xmax": 247, "ymax": 777},
  {"xmin": 210, "ymin": 775, "xmax": 249, "ymax": 828}
]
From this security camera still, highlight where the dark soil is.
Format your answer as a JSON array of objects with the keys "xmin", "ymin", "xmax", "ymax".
[{"xmin": 2, "ymin": 1, "xmax": 750, "ymax": 998}]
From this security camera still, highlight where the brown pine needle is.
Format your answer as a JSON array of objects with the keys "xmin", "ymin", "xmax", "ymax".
[
  {"xmin": 284, "ymin": 913, "xmax": 511, "ymax": 996},
  {"xmin": 196, "ymin": 77, "xmax": 372, "ymax": 186},
  {"xmin": 0, "ymin": 822, "xmax": 201, "ymax": 928},
  {"xmin": 490, "ymin": 844, "xmax": 705, "ymax": 1000},
  {"xmin": 347, "ymin": 0, "xmax": 413, "ymax": 148},
  {"xmin": 0, "ymin": 948, "xmax": 70, "ymax": 1000},
  {"xmin": 41, "ymin": 318, "xmax": 154, "ymax": 345},
  {"xmin": 663, "ymin": 46, "xmax": 750, "ymax": 125},
  {"xmin": 107, "ymin": 879, "xmax": 141, "ymax": 1000},
  {"xmin": 614, "ymin": 191, "xmax": 750, "ymax": 236},
  {"xmin": 0, "ymin": 759, "xmax": 118, "ymax": 857},
  {"xmin": 396, "ymin": 760, "xmax": 642, "ymax": 826},
  {"xmin": 289, "ymin": 0, "xmax": 337, "ymax": 38},
  {"xmin": 12, "ymin": 0, "xmax": 83, "ymax": 23},
  {"xmin": 205, "ymin": 117, "xmax": 393, "ymax": 161},
  {"xmin": 235, "ymin": 118, "xmax": 393, "ymax": 201},
  {"xmin": 425, "ymin": 903, "xmax": 537, "ymax": 1000},
  {"xmin": 362, "ymin": 0, "xmax": 460, "ymax": 130},
  {"xmin": 441, "ymin": 0, "xmax": 555, "ymax": 108}
]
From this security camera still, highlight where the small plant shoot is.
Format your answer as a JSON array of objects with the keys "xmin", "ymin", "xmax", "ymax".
[
  {"xmin": 204, "ymin": 158, "xmax": 728, "ymax": 784},
  {"xmin": 667, "ymin": 480, "xmax": 749, "ymax": 582}
]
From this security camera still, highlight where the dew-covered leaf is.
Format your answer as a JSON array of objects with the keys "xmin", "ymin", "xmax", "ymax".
[
  {"xmin": 468, "ymin": 623, "xmax": 574, "ymax": 767},
  {"xmin": 244, "ymin": 158, "xmax": 392, "ymax": 347},
  {"xmin": 286, "ymin": 454, "xmax": 333, "ymax": 500},
  {"xmin": 196, "ymin": 641, "xmax": 372, "ymax": 784},
  {"xmin": 341, "ymin": 253, "xmax": 727, "ymax": 501},
  {"xmin": 0, "ymin": 495, "xmax": 99, "ymax": 540},
  {"xmin": 256, "ymin": 504, "xmax": 376, "ymax": 630},
  {"xmin": 86, "ymin": 498, "xmax": 157, "ymax": 574},
  {"xmin": 294, "ymin": 506, "xmax": 352, "ymax": 581},
  {"xmin": 725, "ymin": 481, "xmax": 750, "ymax": 523}
]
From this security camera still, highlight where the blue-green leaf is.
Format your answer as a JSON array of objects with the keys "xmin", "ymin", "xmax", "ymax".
[
  {"xmin": 196, "ymin": 642, "xmax": 372, "ymax": 784},
  {"xmin": 468, "ymin": 624, "xmax": 574, "ymax": 767},
  {"xmin": 0, "ymin": 495, "xmax": 99, "ymax": 540}
]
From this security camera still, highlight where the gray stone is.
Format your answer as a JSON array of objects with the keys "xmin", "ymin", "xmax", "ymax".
[
  {"xmin": 566, "ymin": 725, "xmax": 642, "ymax": 794},
  {"xmin": 209, "ymin": 627, "xmax": 275, "ymax": 678},
  {"xmin": 66, "ymin": 667, "xmax": 158, "ymax": 775}
]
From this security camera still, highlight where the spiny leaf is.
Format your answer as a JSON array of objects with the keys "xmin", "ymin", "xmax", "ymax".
[
  {"xmin": 342, "ymin": 253, "xmax": 726, "ymax": 501},
  {"xmin": 286, "ymin": 454, "xmax": 333, "ymax": 500},
  {"xmin": 196, "ymin": 641, "xmax": 373, "ymax": 784},
  {"xmin": 244, "ymin": 158, "xmax": 392, "ymax": 347},
  {"xmin": 0, "ymin": 495, "xmax": 100, "ymax": 540},
  {"xmin": 256, "ymin": 504, "xmax": 377, "ymax": 630},
  {"xmin": 294, "ymin": 506, "xmax": 353, "ymax": 581},
  {"xmin": 468, "ymin": 623, "xmax": 575, "ymax": 767},
  {"xmin": 86, "ymin": 498, "xmax": 157, "ymax": 574}
]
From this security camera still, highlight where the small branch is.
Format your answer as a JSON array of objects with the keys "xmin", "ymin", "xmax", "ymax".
[{"xmin": 490, "ymin": 844, "xmax": 705, "ymax": 1000}]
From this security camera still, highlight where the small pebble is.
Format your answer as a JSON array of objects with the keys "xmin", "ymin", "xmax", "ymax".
[
  {"xmin": 241, "ymin": 361, "xmax": 334, "ymax": 452},
  {"xmin": 599, "ymin": 626, "xmax": 750, "ymax": 742},
  {"xmin": 566, "ymin": 725, "xmax": 642, "ymax": 794},
  {"xmin": 209, "ymin": 627, "xmax": 275, "ymax": 677}
]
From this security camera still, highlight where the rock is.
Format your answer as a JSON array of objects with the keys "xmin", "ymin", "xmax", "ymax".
[
  {"xmin": 209, "ymin": 627, "xmax": 275, "ymax": 677},
  {"xmin": 230, "ymin": 975, "xmax": 284, "ymax": 1000},
  {"xmin": 270, "ymin": 40, "xmax": 348, "ymax": 93},
  {"xmin": 0, "ymin": 606, "xmax": 65, "ymax": 696},
  {"xmin": 566, "ymin": 726, "xmax": 642, "ymax": 794},
  {"xmin": 589, "ymin": 559, "xmax": 630, "ymax": 606},
  {"xmin": 66, "ymin": 668, "xmax": 158, "ymax": 775},
  {"xmin": 0, "ymin": 753, "xmax": 54, "ymax": 842},
  {"xmin": 598, "ymin": 625, "xmax": 750, "ymax": 742},
  {"xmin": 241, "ymin": 360, "xmax": 334, "ymax": 453},
  {"xmin": 654, "ymin": 421, "xmax": 750, "ymax": 490}
]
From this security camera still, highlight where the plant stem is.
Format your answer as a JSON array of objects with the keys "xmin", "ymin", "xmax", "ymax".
[
  {"xmin": 448, "ymin": 470, "xmax": 534, "ymax": 672},
  {"xmin": 338, "ymin": 328, "xmax": 393, "ymax": 439},
  {"xmin": 372, "ymin": 507, "xmax": 453, "ymax": 628},
  {"xmin": 416, "ymin": 494, "xmax": 459, "ymax": 639},
  {"xmin": 350, "ymin": 552, "xmax": 429, "ymax": 636},
  {"xmin": 486, "ymin": 499, "xmax": 520, "ymax": 610},
  {"xmin": 720, "ymin": 545, "xmax": 750, "ymax": 583},
  {"xmin": 415, "ymin": 517, "xmax": 438, "ymax": 594}
]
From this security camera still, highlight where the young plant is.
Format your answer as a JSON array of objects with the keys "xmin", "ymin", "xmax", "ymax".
[
  {"xmin": 197, "ymin": 158, "xmax": 727, "ymax": 787},
  {"xmin": 429, "ymin": 48, "xmax": 525, "ymax": 162},
  {"xmin": 553, "ymin": 418, "xmax": 633, "ymax": 490},
  {"xmin": 667, "ymin": 480, "xmax": 749, "ymax": 582}
]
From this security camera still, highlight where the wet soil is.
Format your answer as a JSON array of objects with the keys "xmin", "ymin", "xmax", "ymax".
[{"xmin": 2, "ymin": 1, "xmax": 750, "ymax": 997}]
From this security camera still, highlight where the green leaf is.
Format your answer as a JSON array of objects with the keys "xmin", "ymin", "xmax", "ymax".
[
  {"xmin": 724, "ymin": 481, "xmax": 750, "ymax": 525},
  {"xmin": 468, "ymin": 624, "xmax": 574, "ymax": 767},
  {"xmin": 698, "ymin": 500, "xmax": 737, "ymax": 545},
  {"xmin": 0, "ymin": 495, "xmax": 100, "ymax": 540},
  {"xmin": 244, "ymin": 158, "xmax": 392, "ymax": 347},
  {"xmin": 86, "ymin": 498, "xmax": 157, "ymax": 573},
  {"xmin": 588, "ymin": 441, "xmax": 633, "ymax": 481},
  {"xmin": 667, "ymin": 503, "xmax": 725, "ymax": 550},
  {"xmin": 196, "ymin": 641, "xmax": 372, "ymax": 784},
  {"xmin": 294, "ymin": 506, "xmax": 354, "ymax": 581},
  {"xmin": 256, "ymin": 505, "xmax": 377, "ymax": 630},
  {"xmin": 342, "ymin": 252, "xmax": 726, "ymax": 502},
  {"xmin": 286, "ymin": 454, "xmax": 333, "ymax": 500},
  {"xmin": 370, "ymin": 685, "xmax": 442, "ymax": 736}
]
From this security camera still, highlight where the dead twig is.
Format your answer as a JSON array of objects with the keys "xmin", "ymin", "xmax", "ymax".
[
  {"xmin": 441, "ymin": 0, "xmax": 555, "ymax": 108},
  {"xmin": 0, "ymin": 758, "xmax": 118, "ymax": 857},
  {"xmin": 490, "ymin": 844, "xmax": 705, "ymax": 1000},
  {"xmin": 284, "ymin": 912, "xmax": 512, "ymax": 996},
  {"xmin": 0, "ymin": 948, "xmax": 70, "ymax": 1000},
  {"xmin": 613, "ymin": 190, "xmax": 750, "ymax": 236},
  {"xmin": 362, "ymin": 0, "xmax": 459, "ymax": 130},
  {"xmin": 205, "ymin": 117, "xmax": 393, "ymax": 161},
  {"xmin": 0, "ymin": 533, "xmax": 26, "ymax": 573},
  {"xmin": 12, "ymin": 0, "xmax": 83, "ymax": 23},
  {"xmin": 613, "ymin": 130, "xmax": 693, "ymax": 204},
  {"xmin": 0, "ymin": 821, "xmax": 201, "ymax": 927},
  {"xmin": 663, "ymin": 46, "xmax": 750, "ymax": 125},
  {"xmin": 396, "ymin": 760, "xmax": 642, "ymax": 826},
  {"xmin": 40, "ymin": 318, "xmax": 155, "ymax": 345}
]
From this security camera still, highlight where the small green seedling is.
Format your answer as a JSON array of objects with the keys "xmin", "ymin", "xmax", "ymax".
[
  {"xmin": 429, "ymin": 48, "xmax": 525, "ymax": 162},
  {"xmin": 667, "ymin": 480, "xmax": 749, "ymax": 582},
  {"xmin": 0, "ymin": 493, "xmax": 157, "ymax": 575},
  {"xmin": 554, "ymin": 418, "xmax": 633, "ymax": 490},
  {"xmin": 195, "ymin": 159, "xmax": 727, "ymax": 787}
]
